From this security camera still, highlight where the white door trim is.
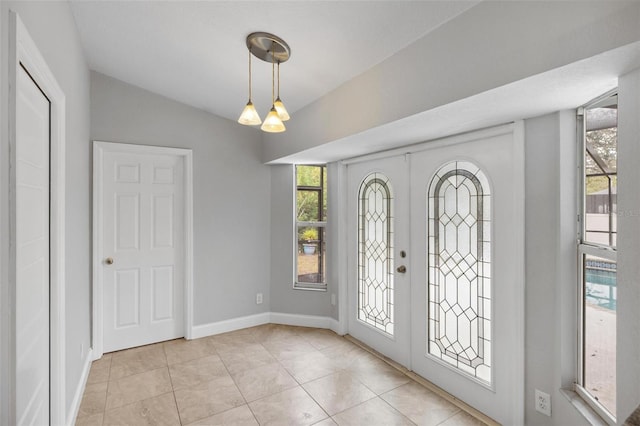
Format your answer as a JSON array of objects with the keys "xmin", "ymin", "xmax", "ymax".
[
  {"xmin": 341, "ymin": 123, "xmax": 517, "ymax": 166},
  {"xmin": 7, "ymin": 11, "xmax": 67, "ymax": 426},
  {"xmin": 92, "ymin": 141, "xmax": 194, "ymax": 359}
]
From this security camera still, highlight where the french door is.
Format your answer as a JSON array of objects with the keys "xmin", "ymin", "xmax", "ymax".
[
  {"xmin": 347, "ymin": 155, "xmax": 411, "ymax": 367},
  {"xmin": 346, "ymin": 125, "xmax": 524, "ymax": 425}
]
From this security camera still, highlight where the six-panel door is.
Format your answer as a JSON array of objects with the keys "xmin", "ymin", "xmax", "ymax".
[{"xmin": 101, "ymin": 150, "xmax": 185, "ymax": 352}]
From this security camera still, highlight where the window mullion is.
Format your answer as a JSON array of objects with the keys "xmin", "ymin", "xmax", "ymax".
[
  {"xmin": 296, "ymin": 221, "xmax": 326, "ymax": 228},
  {"xmin": 578, "ymin": 243, "xmax": 616, "ymax": 261}
]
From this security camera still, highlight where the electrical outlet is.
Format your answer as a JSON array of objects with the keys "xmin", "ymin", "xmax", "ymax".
[
  {"xmin": 256, "ymin": 293, "xmax": 263, "ymax": 304},
  {"xmin": 331, "ymin": 294, "xmax": 336, "ymax": 306},
  {"xmin": 535, "ymin": 389, "xmax": 551, "ymax": 416}
]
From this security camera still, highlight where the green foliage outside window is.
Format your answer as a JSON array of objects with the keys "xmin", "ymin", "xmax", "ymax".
[
  {"xmin": 296, "ymin": 165, "xmax": 327, "ymax": 222},
  {"xmin": 300, "ymin": 227, "xmax": 318, "ymax": 241},
  {"xmin": 586, "ymin": 127, "xmax": 617, "ymax": 194}
]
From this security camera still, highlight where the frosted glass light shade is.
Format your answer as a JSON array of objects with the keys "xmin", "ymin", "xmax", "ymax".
[
  {"xmin": 261, "ymin": 107, "xmax": 286, "ymax": 133},
  {"xmin": 274, "ymin": 97, "xmax": 290, "ymax": 121},
  {"xmin": 238, "ymin": 101, "xmax": 262, "ymax": 125}
]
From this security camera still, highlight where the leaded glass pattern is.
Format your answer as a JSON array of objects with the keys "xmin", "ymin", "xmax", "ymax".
[
  {"xmin": 427, "ymin": 161, "xmax": 492, "ymax": 385},
  {"xmin": 358, "ymin": 173, "xmax": 394, "ymax": 335}
]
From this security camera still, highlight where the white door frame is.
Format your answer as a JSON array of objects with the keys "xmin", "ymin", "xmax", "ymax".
[
  {"xmin": 338, "ymin": 123, "xmax": 524, "ymax": 423},
  {"xmin": 7, "ymin": 11, "xmax": 67, "ymax": 426},
  {"xmin": 92, "ymin": 141, "xmax": 194, "ymax": 359}
]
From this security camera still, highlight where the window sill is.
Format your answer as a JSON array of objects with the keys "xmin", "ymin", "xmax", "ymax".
[
  {"xmin": 293, "ymin": 284, "xmax": 327, "ymax": 292},
  {"xmin": 560, "ymin": 389, "xmax": 609, "ymax": 426}
]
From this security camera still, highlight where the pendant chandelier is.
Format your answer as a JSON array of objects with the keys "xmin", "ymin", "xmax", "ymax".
[{"xmin": 238, "ymin": 32, "xmax": 291, "ymax": 133}]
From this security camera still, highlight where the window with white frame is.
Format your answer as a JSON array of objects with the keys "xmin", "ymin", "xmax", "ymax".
[
  {"xmin": 577, "ymin": 92, "xmax": 617, "ymax": 424},
  {"xmin": 295, "ymin": 165, "xmax": 327, "ymax": 290}
]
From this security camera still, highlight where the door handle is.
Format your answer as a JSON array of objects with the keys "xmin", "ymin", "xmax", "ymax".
[
  {"xmin": 396, "ymin": 265, "xmax": 406, "ymax": 273},
  {"xmin": 105, "ymin": 257, "xmax": 114, "ymax": 265}
]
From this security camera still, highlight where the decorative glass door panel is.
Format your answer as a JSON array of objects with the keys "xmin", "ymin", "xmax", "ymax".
[
  {"xmin": 358, "ymin": 173, "xmax": 394, "ymax": 335},
  {"xmin": 428, "ymin": 161, "xmax": 491, "ymax": 385},
  {"xmin": 347, "ymin": 156, "xmax": 411, "ymax": 367}
]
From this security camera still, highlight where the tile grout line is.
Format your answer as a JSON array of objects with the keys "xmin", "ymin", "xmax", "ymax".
[
  {"xmin": 343, "ymin": 334, "xmax": 497, "ymax": 426},
  {"xmin": 162, "ymin": 342, "xmax": 186, "ymax": 426},
  {"xmin": 101, "ymin": 355, "xmax": 112, "ymax": 426},
  {"xmin": 211, "ymin": 337, "xmax": 260, "ymax": 425},
  {"xmin": 376, "ymin": 396, "xmax": 420, "ymax": 426},
  {"xmin": 330, "ymin": 395, "xmax": 418, "ymax": 426},
  {"xmin": 252, "ymin": 329, "xmax": 334, "ymax": 424},
  {"xmin": 248, "ymin": 327, "xmax": 301, "ymax": 425},
  {"xmin": 246, "ymin": 329, "xmax": 275, "ymax": 425},
  {"xmin": 297, "ymin": 382, "xmax": 332, "ymax": 423}
]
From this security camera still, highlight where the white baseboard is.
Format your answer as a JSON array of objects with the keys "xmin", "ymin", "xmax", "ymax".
[
  {"xmin": 189, "ymin": 312, "xmax": 343, "ymax": 340},
  {"xmin": 66, "ymin": 348, "xmax": 93, "ymax": 426},
  {"xmin": 270, "ymin": 312, "xmax": 342, "ymax": 335},
  {"xmin": 190, "ymin": 312, "xmax": 270, "ymax": 339}
]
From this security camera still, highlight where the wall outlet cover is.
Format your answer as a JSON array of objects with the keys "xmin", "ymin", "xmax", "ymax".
[{"xmin": 535, "ymin": 389, "xmax": 551, "ymax": 416}]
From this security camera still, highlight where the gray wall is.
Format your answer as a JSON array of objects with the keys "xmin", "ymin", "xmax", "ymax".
[
  {"xmin": 0, "ymin": 1, "xmax": 91, "ymax": 422},
  {"xmin": 90, "ymin": 72, "xmax": 271, "ymax": 326},
  {"xmin": 524, "ymin": 112, "xmax": 583, "ymax": 425},
  {"xmin": 269, "ymin": 164, "xmax": 333, "ymax": 317}
]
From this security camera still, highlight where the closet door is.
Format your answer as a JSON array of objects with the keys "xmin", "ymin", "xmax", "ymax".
[{"xmin": 16, "ymin": 64, "xmax": 51, "ymax": 426}]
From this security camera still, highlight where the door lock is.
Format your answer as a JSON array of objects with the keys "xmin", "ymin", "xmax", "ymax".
[{"xmin": 396, "ymin": 265, "xmax": 406, "ymax": 273}]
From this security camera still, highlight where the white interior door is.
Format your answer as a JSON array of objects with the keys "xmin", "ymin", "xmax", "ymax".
[
  {"xmin": 409, "ymin": 129, "xmax": 524, "ymax": 425},
  {"xmin": 15, "ymin": 65, "xmax": 50, "ymax": 426},
  {"xmin": 347, "ymin": 155, "xmax": 411, "ymax": 367},
  {"xmin": 99, "ymin": 146, "xmax": 185, "ymax": 352}
]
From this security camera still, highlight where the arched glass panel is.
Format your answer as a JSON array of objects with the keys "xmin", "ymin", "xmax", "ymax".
[
  {"xmin": 428, "ymin": 161, "xmax": 492, "ymax": 384},
  {"xmin": 358, "ymin": 173, "xmax": 394, "ymax": 335}
]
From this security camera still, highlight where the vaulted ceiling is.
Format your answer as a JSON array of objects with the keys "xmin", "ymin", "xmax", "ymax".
[
  {"xmin": 70, "ymin": 1, "xmax": 640, "ymax": 164},
  {"xmin": 70, "ymin": 1, "xmax": 479, "ymax": 122}
]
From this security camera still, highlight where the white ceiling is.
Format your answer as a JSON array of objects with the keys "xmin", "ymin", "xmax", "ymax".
[{"xmin": 70, "ymin": 0, "xmax": 479, "ymax": 122}]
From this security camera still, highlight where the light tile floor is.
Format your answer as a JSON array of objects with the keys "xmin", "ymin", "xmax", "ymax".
[{"xmin": 75, "ymin": 324, "xmax": 487, "ymax": 426}]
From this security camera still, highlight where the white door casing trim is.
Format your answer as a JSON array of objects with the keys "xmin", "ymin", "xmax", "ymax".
[
  {"xmin": 341, "ymin": 123, "xmax": 518, "ymax": 166},
  {"xmin": 335, "ymin": 162, "xmax": 349, "ymax": 336},
  {"xmin": 92, "ymin": 141, "xmax": 194, "ymax": 359},
  {"xmin": 7, "ymin": 11, "xmax": 67, "ymax": 426}
]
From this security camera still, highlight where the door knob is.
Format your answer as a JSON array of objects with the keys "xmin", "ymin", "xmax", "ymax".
[
  {"xmin": 105, "ymin": 257, "xmax": 114, "ymax": 265},
  {"xmin": 396, "ymin": 265, "xmax": 406, "ymax": 273}
]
